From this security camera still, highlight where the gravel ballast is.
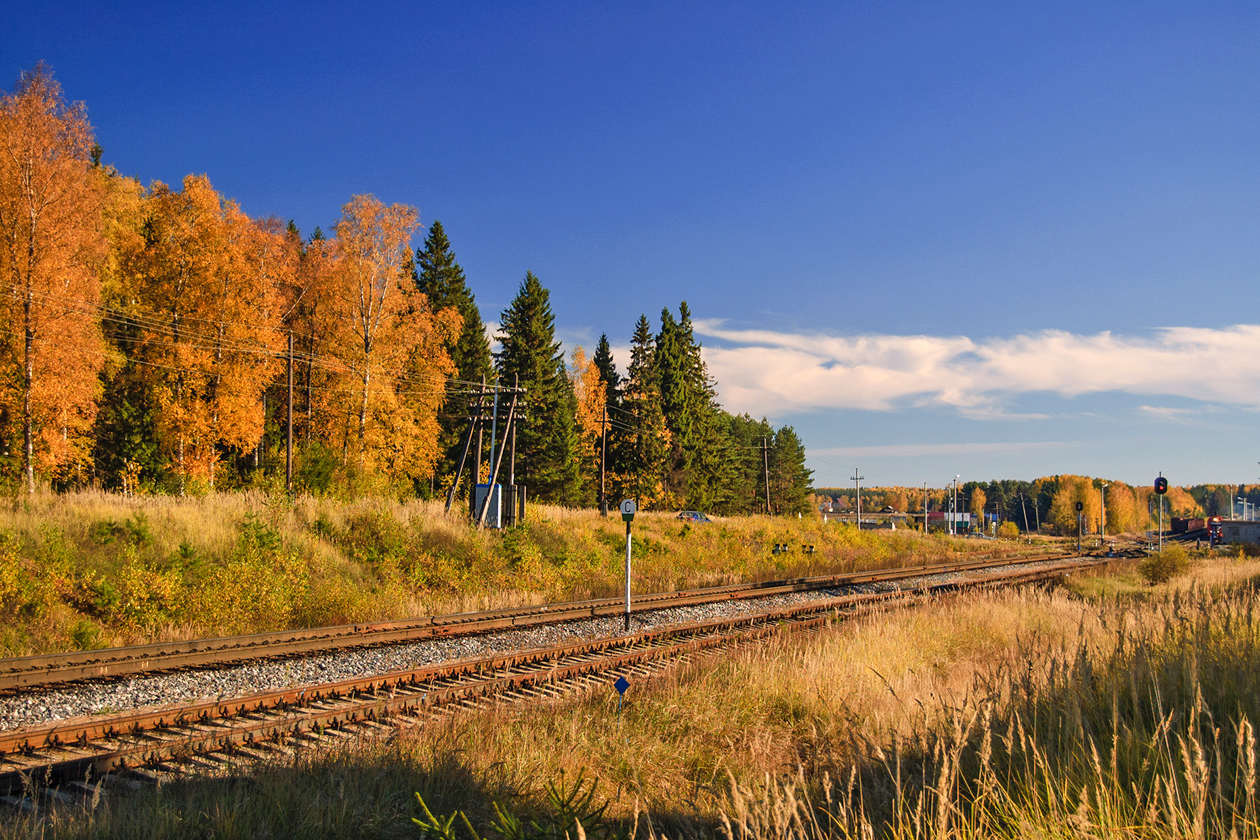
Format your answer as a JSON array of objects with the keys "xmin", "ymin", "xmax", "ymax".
[{"xmin": 0, "ymin": 559, "xmax": 1075, "ymax": 731}]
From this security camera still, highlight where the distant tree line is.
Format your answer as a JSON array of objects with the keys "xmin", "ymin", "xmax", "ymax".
[
  {"xmin": 0, "ymin": 65, "xmax": 812, "ymax": 512},
  {"xmin": 818, "ymin": 475, "xmax": 1243, "ymax": 535}
]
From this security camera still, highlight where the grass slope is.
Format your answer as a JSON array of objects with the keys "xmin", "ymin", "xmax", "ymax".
[
  {"xmin": 7, "ymin": 550, "xmax": 1255, "ymax": 838},
  {"xmin": 0, "ymin": 491, "xmax": 1000, "ymax": 656}
]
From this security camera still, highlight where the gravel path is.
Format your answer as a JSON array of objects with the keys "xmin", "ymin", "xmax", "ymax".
[{"xmin": 0, "ymin": 559, "xmax": 1073, "ymax": 731}]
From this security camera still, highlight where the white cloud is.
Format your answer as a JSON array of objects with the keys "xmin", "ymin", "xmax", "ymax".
[
  {"xmin": 694, "ymin": 321, "xmax": 1260, "ymax": 417},
  {"xmin": 1137, "ymin": 404, "xmax": 1224, "ymax": 423},
  {"xmin": 484, "ymin": 321, "xmax": 501, "ymax": 355},
  {"xmin": 812, "ymin": 441, "xmax": 1072, "ymax": 458}
]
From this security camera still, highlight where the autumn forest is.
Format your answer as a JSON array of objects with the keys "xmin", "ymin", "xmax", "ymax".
[{"xmin": 0, "ymin": 65, "xmax": 813, "ymax": 513}]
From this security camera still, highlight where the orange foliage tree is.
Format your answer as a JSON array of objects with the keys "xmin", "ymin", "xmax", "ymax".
[
  {"xmin": 0, "ymin": 64, "xmax": 108, "ymax": 491},
  {"xmin": 568, "ymin": 345, "xmax": 606, "ymax": 494},
  {"xmin": 1048, "ymin": 475, "xmax": 1100, "ymax": 536},
  {"xmin": 1102, "ymin": 481, "xmax": 1140, "ymax": 534},
  {"xmin": 121, "ymin": 175, "xmax": 286, "ymax": 491},
  {"xmin": 883, "ymin": 489, "xmax": 908, "ymax": 512},
  {"xmin": 308, "ymin": 196, "xmax": 457, "ymax": 479},
  {"xmin": 287, "ymin": 233, "xmax": 338, "ymax": 444}
]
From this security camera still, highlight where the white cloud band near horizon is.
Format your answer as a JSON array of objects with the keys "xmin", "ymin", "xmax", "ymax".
[
  {"xmin": 694, "ymin": 321, "xmax": 1260, "ymax": 417},
  {"xmin": 812, "ymin": 441, "xmax": 1073, "ymax": 458}
]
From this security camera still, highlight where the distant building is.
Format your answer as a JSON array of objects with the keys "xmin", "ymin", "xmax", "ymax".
[
  {"xmin": 927, "ymin": 512, "xmax": 971, "ymax": 526},
  {"xmin": 1220, "ymin": 520, "xmax": 1260, "ymax": 545}
]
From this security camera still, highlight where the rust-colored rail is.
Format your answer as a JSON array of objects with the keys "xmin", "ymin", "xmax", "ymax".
[
  {"xmin": 0, "ymin": 550, "xmax": 1069, "ymax": 693},
  {"xmin": 0, "ymin": 555, "xmax": 1101, "ymax": 795},
  {"xmin": 0, "ymin": 549, "xmax": 1068, "ymax": 695}
]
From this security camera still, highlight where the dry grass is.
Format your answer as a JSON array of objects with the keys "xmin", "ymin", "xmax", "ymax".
[
  {"xmin": 14, "ymin": 548, "xmax": 1256, "ymax": 838},
  {"xmin": 15, "ymin": 499, "xmax": 1251, "ymax": 838},
  {"xmin": 0, "ymin": 491, "xmax": 1000, "ymax": 657}
]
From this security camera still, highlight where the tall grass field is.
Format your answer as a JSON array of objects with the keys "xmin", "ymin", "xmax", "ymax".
[
  {"xmin": 0, "ymin": 491, "xmax": 1000, "ymax": 656},
  {"xmin": 3, "ymin": 504, "xmax": 1254, "ymax": 838}
]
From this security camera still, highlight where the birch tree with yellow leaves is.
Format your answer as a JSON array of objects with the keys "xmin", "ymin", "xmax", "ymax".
[
  {"xmin": 122, "ymin": 175, "xmax": 286, "ymax": 491},
  {"xmin": 0, "ymin": 64, "xmax": 108, "ymax": 492},
  {"xmin": 568, "ymin": 345, "xmax": 606, "ymax": 501},
  {"xmin": 311, "ymin": 196, "xmax": 457, "ymax": 479}
]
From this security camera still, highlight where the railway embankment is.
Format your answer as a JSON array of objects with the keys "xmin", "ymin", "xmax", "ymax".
[
  {"xmin": 0, "ymin": 491, "xmax": 1029, "ymax": 658},
  {"xmin": 1, "ymin": 550, "xmax": 1249, "ymax": 838}
]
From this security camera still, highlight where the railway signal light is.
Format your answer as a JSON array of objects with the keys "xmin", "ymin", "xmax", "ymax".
[
  {"xmin": 620, "ymin": 499, "xmax": 636, "ymax": 631},
  {"xmin": 1154, "ymin": 473, "xmax": 1167, "ymax": 555}
]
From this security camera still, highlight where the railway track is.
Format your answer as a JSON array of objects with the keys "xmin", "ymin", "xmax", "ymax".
[
  {"xmin": 0, "ymin": 550, "xmax": 1070, "ymax": 693},
  {"xmin": 0, "ymin": 554, "xmax": 1103, "ymax": 803}
]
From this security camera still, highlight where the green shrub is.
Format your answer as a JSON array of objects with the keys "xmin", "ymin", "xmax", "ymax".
[
  {"xmin": 996, "ymin": 521, "xmax": 1020, "ymax": 539},
  {"xmin": 295, "ymin": 442, "xmax": 339, "ymax": 495},
  {"xmin": 340, "ymin": 508, "xmax": 408, "ymax": 564},
  {"xmin": 1236, "ymin": 541, "xmax": 1260, "ymax": 558},
  {"xmin": 68, "ymin": 618, "xmax": 106, "ymax": 650},
  {"xmin": 1138, "ymin": 544, "xmax": 1191, "ymax": 584},
  {"xmin": 89, "ymin": 513, "xmax": 153, "ymax": 547}
]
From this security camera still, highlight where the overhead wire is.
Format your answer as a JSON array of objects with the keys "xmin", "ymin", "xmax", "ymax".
[
  {"xmin": 6, "ymin": 282, "xmax": 778, "ymax": 459},
  {"xmin": 0, "ymin": 282, "xmax": 496, "ymax": 402}
]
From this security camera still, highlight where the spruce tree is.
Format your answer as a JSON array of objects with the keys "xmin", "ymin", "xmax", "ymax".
[
  {"xmin": 769, "ymin": 425, "xmax": 814, "ymax": 516},
  {"xmin": 719, "ymin": 413, "xmax": 774, "ymax": 515},
  {"xmin": 654, "ymin": 302, "xmax": 725, "ymax": 508},
  {"xmin": 675, "ymin": 301, "xmax": 731, "ymax": 509},
  {"xmin": 617, "ymin": 314, "xmax": 670, "ymax": 506},
  {"xmin": 495, "ymin": 272, "xmax": 581, "ymax": 504},
  {"xmin": 591, "ymin": 333, "xmax": 623, "ymax": 510},
  {"xmin": 414, "ymin": 221, "xmax": 492, "ymax": 485},
  {"xmin": 592, "ymin": 333, "xmax": 621, "ymax": 409}
]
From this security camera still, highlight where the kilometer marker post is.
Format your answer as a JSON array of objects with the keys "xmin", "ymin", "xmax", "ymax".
[{"xmin": 620, "ymin": 499, "xmax": 636, "ymax": 631}]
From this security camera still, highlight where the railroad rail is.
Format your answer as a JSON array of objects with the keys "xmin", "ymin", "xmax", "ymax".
[
  {"xmin": 0, "ymin": 550, "xmax": 1070, "ymax": 693},
  {"xmin": 0, "ymin": 555, "xmax": 1103, "ymax": 798}
]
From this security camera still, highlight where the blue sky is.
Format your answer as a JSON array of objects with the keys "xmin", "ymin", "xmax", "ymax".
[{"xmin": 6, "ymin": 1, "xmax": 1260, "ymax": 489}]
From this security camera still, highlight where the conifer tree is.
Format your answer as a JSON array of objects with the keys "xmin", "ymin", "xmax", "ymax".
[
  {"xmin": 414, "ymin": 220, "xmax": 492, "ymax": 485},
  {"xmin": 617, "ymin": 314, "xmax": 670, "ymax": 506},
  {"xmin": 769, "ymin": 426, "xmax": 813, "ymax": 516},
  {"xmin": 592, "ymin": 333, "xmax": 620, "ymax": 409},
  {"xmin": 415, "ymin": 221, "xmax": 491, "ymax": 385},
  {"xmin": 591, "ymin": 332, "xmax": 626, "ymax": 508},
  {"xmin": 722, "ymin": 414, "xmax": 775, "ymax": 514},
  {"xmin": 655, "ymin": 302, "xmax": 723, "ymax": 508},
  {"xmin": 495, "ymin": 272, "xmax": 580, "ymax": 503}
]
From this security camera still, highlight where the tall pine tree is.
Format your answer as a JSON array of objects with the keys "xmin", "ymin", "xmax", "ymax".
[
  {"xmin": 590, "ymin": 333, "xmax": 621, "ymax": 511},
  {"xmin": 769, "ymin": 426, "xmax": 814, "ymax": 516},
  {"xmin": 655, "ymin": 302, "xmax": 723, "ymax": 508},
  {"xmin": 617, "ymin": 314, "xmax": 670, "ymax": 507},
  {"xmin": 414, "ymin": 220, "xmax": 492, "ymax": 488},
  {"xmin": 495, "ymin": 272, "xmax": 581, "ymax": 504},
  {"xmin": 592, "ymin": 333, "xmax": 620, "ymax": 409}
]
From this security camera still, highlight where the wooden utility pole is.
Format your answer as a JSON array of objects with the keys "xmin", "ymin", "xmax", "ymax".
[
  {"xmin": 445, "ymin": 390, "xmax": 481, "ymax": 514},
  {"xmin": 509, "ymin": 374, "xmax": 521, "ymax": 524},
  {"xmin": 762, "ymin": 436, "xmax": 771, "ymax": 515},
  {"xmin": 600, "ymin": 404, "xmax": 608, "ymax": 517},
  {"xmin": 477, "ymin": 390, "xmax": 518, "ymax": 528},
  {"xmin": 286, "ymin": 331, "xmax": 293, "ymax": 493},
  {"xmin": 853, "ymin": 469, "xmax": 865, "ymax": 530},
  {"xmin": 472, "ymin": 377, "xmax": 485, "ymax": 517},
  {"xmin": 509, "ymin": 374, "xmax": 518, "ymax": 487}
]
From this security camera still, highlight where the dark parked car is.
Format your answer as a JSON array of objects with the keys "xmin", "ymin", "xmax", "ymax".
[{"xmin": 677, "ymin": 510, "xmax": 712, "ymax": 523}]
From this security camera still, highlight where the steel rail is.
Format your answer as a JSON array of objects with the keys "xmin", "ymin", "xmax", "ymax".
[
  {"xmin": 0, "ymin": 556, "xmax": 1101, "ymax": 795},
  {"xmin": 0, "ymin": 550, "xmax": 1069, "ymax": 692}
]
